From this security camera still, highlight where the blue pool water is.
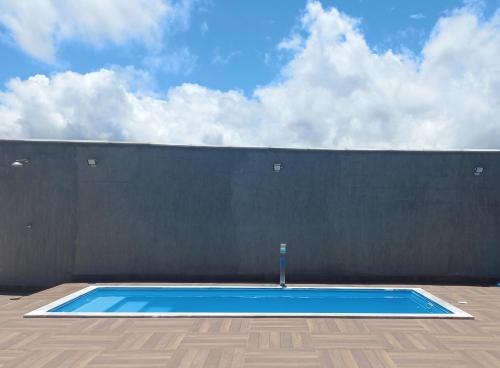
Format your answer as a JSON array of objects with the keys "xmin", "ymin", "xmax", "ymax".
[{"xmin": 49, "ymin": 287, "xmax": 452, "ymax": 314}]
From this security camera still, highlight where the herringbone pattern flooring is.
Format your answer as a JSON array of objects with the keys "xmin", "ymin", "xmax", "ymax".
[{"xmin": 1, "ymin": 283, "xmax": 499, "ymax": 367}]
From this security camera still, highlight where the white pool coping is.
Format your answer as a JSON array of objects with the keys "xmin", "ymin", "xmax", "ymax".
[{"xmin": 24, "ymin": 285, "xmax": 473, "ymax": 319}]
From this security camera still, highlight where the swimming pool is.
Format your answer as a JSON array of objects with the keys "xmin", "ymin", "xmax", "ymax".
[{"xmin": 25, "ymin": 286, "xmax": 472, "ymax": 318}]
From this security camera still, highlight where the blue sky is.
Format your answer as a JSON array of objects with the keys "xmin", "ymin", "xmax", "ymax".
[
  {"xmin": 2, "ymin": 0, "xmax": 497, "ymax": 95},
  {"xmin": 1, "ymin": 0, "xmax": 500, "ymax": 148}
]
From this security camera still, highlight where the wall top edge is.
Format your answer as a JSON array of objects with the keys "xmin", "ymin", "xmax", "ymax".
[{"xmin": 1, "ymin": 138, "xmax": 500, "ymax": 154}]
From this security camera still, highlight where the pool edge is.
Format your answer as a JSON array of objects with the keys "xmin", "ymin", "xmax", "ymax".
[{"xmin": 24, "ymin": 285, "xmax": 474, "ymax": 319}]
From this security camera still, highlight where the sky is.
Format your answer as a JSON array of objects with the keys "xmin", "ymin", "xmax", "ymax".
[{"xmin": 1, "ymin": 0, "xmax": 500, "ymax": 149}]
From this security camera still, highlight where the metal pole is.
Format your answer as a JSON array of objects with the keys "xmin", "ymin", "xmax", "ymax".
[{"xmin": 280, "ymin": 243, "xmax": 287, "ymax": 287}]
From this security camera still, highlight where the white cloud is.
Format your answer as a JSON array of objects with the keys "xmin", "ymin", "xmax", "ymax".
[
  {"xmin": 277, "ymin": 34, "xmax": 304, "ymax": 51},
  {"xmin": 0, "ymin": 0, "xmax": 179, "ymax": 63},
  {"xmin": 0, "ymin": 69, "xmax": 262, "ymax": 146},
  {"xmin": 410, "ymin": 13, "xmax": 425, "ymax": 20},
  {"xmin": 1, "ymin": 2, "xmax": 500, "ymax": 149},
  {"xmin": 257, "ymin": 3, "xmax": 500, "ymax": 148},
  {"xmin": 168, "ymin": 0, "xmax": 197, "ymax": 32},
  {"xmin": 200, "ymin": 21, "xmax": 209, "ymax": 35},
  {"xmin": 211, "ymin": 48, "xmax": 241, "ymax": 65},
  {"xmin": 146, "ymin": 47, "xmax": 198, "ymax": 76}
]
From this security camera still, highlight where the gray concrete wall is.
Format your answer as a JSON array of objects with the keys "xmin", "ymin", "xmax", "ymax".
[{"xmin": 1, "ymin": 140, "xmax": 499, "ymax": 288}]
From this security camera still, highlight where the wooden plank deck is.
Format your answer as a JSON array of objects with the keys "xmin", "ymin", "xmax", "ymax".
[{"xmin": 0, "ymin": 283, "xmax": 499, "ymax": 367}]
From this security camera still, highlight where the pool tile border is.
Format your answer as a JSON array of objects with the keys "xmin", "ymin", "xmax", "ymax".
[{"xmin": 24, "ymin": 285, "xmax": 473, "ymax": 319}]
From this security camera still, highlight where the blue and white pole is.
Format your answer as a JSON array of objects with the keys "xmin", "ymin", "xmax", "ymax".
[{"xmin": 280, "ymin": 243, "xmax": 287, "ymax": 288}]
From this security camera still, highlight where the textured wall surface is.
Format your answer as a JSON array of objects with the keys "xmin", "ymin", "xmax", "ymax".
[{"xmin": 1, "ymin": 140, "xmax": 499, "ymax": 288}]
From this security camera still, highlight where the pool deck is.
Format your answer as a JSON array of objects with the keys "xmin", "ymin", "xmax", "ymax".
[{"xmin": 0, "ymin": 283, "xmax": 499, "ymax": 368}]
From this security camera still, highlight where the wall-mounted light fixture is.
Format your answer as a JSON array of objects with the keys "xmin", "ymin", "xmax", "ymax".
[
  {"xmin": 87, "ymin": 159, "xmax": 98, "ymax": 167},
  {"xmin": 273, "ymin": 163, "xmax": 282, "ymax": 172},
  {"xmin": 473, "ymin": 166, "xmax": 484, "ymax": 176},
  {"xmin": 11, "ymin": 158, "xmax": 30, "ymax": 168}
]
